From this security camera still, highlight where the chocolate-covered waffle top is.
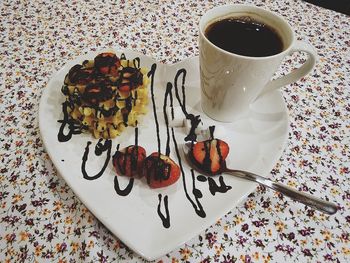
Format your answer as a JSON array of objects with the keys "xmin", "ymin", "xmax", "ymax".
[{"xmin": 60, "ymin": 52, "xmax": 149, "ymax": 139}]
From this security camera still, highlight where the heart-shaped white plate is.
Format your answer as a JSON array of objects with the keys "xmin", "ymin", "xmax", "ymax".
[{"xmin": 39, "ymin": 49, "xmax": 289, "ymax": 260}]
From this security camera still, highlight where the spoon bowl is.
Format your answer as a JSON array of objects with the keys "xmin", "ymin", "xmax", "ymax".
[{"xmin": 183, "ymin": 142, "xmax": 337, "ymax": 215}]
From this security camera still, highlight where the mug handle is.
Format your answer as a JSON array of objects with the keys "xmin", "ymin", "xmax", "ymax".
[{"xmin": 255, "ymin": 40, "xmax": 317, "ymax": 100}]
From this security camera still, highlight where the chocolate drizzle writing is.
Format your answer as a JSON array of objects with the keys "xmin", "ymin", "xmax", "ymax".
[
  {"xmin": 173, "ymin": 120, "xmax": 206, "ymax": 217},
  {"xmin": 81, "ymin": 139, "xmax": 112, "ymax": 180},
  {"xmin": 148, "ymin": 64, "xmax": 161, "ymax": 154},
  {"xmin": 157, "ymin": 194, "xmax": 170, "ymax": 228},
  {"xmin": 57, "ymin": 101, "xmax": 83, "ymax": 142},
  {"xmin": 197, "ymin": 175, "xmax": 232, "ymax": 195},
  {"xmin": 163, "ymin": 83, "xmax": 173, "ymax": 156},
  {"xmin": 114, "ymin": 176, "xmax": 134, "ymax": 196},
  {"xmin": 145, "ymin": 65, "xmax": 180, "ymax": 191},
  {"xmin": 147, "ymin": 63, "xmax": 175, "ymax": 226},
  {"xmin": 172, "ymin": 69, "xmax": 202, "ymax": 142},
  {"xmin": 164, "ymin": 71, "xmax": 206, "ymax": 218}
]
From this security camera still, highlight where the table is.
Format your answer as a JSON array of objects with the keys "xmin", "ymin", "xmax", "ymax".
[{"xmin": 1, "ymin": 0, "xmax": 349, "ymax": 262}]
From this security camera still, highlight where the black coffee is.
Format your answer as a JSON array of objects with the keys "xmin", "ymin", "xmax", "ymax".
[{"xmin": 205, "ymin": 17, "xmax": 283, "ymax": 57}]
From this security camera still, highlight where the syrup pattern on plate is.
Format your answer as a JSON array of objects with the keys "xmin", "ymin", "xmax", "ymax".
[{"xmin": 57, "ymin": 57, "xmax": 232, "ymax": 228}]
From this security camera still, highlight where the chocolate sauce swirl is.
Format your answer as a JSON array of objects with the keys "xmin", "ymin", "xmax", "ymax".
[{"xmin": 171, "ymin": 127, "xmax": 206, "ymax": 218}]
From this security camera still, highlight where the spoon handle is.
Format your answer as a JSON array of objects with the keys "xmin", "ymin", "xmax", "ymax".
[{"xmin": 225, "ymin": 169, "xmax": 337, "ymax": 215}]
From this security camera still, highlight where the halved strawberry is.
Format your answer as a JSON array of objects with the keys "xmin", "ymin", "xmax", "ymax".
[
  {"xmin": 142, "ymin": 152, "xmax": 180, "ymax": 188},
  {"xmin": 191, "ymin": 139, "xmax": 229, "ymax": 174},
  {"xmin": 112, "ymin": 145, "xmax": 146, "ymax": 177}
]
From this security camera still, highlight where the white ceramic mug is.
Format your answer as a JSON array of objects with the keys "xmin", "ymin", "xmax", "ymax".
[{"xmin": 199, "ymin": 4, "xmax": 317, "ymax": 122}]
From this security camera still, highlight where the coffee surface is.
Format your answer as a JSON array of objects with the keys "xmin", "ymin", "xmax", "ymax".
[{"xmin": 205, "ymin": 17, "xmax": 283, "ymax": 57}]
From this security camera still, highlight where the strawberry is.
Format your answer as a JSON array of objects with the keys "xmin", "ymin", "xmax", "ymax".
[
  {"xmin": 118, "ymin": 83, "xmax": 131, "ymax": 92},
  {"xmin": 82, "ymin": 82, "xmax": 113, "ymax": 105},
  {"xmin": 191, "ymin": 139, "xmax": 229, "ymax": 174},
  {"xmin": 112, "ymin": 145, "xmax": 146, "ymax": 177},
  {"xmin": 94, "ymin": 52, "xmax": 121, "ymax": 77},
  {"xmin": 142, "ymin": 152, "xmax": 181, "ymax": 188}
]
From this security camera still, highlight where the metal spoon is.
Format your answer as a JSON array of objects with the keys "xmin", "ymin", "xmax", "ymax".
[{"xmin": 183, "ymin": 142, "xmax": 337, "ymax": 215}]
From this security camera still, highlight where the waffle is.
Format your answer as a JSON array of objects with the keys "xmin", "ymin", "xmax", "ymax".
[{"xmin": 61, "ymin": 52, "xmax": 149, "ymax": 139}]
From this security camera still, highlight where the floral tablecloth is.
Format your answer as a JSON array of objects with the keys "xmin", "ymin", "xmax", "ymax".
[{"xmin": 1, "ymin": 0, "xmax": 349, "ymax": 262}]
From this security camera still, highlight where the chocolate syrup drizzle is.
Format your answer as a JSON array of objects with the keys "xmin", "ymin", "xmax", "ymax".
[
  {"xmin": 163, "ymin": 83, "xmax": 173, "ymax": 156},
  {"xmin": 172, "ymin": 69, "xmax": 201, "ymax": 142},
  {"xmin": 197, "ymin": 175, "xmax": 232, "ymax": 195},
  {"xmin": 81, "ymin": 139, "xmax": 112, "ymax": 180},
  {"xmin": 143, "ymin": 64, "xmax": 176, "ymax": 190},
  {"xmin": 157, "ymin": 194, "xmax": 170, "ymax": 228},
  {"xmin": 162, "ymin": 71, "xmax": 206, "ymax": 218},
  {"xmin": 57, "ymin": 101, "xmax": 83, "ymax": 142},
  {"xmin": 57, "ymin": 57, "xmax": 232, "ymax": 229},
  {"xmin": 112, "ymin": 129, "xmax": 140, "ymax": 196},
  {"xmin": 163, "ymin": 70, "xmax": 232, "ymax": 218},
  {"xmin": 114, "ymin": 173, "xmax": 134, "ymax": 196},
  {"xmin": 148, "ymin": 63, "xmax": 161, "ymax": 153},
  {"xmin": 119, "ymin": 66, "xmax": 143, "ymax": 90}
]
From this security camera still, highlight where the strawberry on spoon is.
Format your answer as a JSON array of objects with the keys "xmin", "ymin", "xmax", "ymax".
[
  {"xmin": 191, "ymin": 139, "xmax": 229, "ymax": 174},
  {"xmin": 184, "ymin": 140, "xmax": 337, "ymax": 215}
]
